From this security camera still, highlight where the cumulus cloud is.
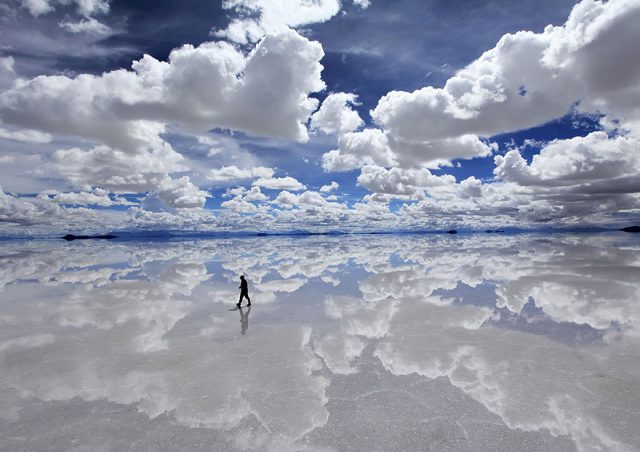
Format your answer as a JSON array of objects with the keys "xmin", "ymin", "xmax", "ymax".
[
  {"xmin": 4, "ymin": 0, "xmax": 640, "ymax": 231},
  {"xmin": 213, "ymin": 0, "xmax": 371, "ymax": 44},
  {"xmin": 314, "ymin": 0, "xmax": 640, "ymax": 226},
  {"xmin": 207, "ymin": 166, "xmax": 275, "ymax": 184},
  {"xmin": 319, "ymin": 181, "xmax": 339, "ymax": 193},
  {"xmin": 310, "ymin": 92, "xmax": 364, "ymax": 135},
  {"xmin": 214, "ymin": 0, "xmax": 341, "ymax": 44},
  {"xmin": 210, "ymin": 168, "xmax": 306, "ymax": 195},
  {"xmin": 482, "ymin": 131, "xmax": 640, "ymax": 222},
  {"xmin": 222, "ymin": 185, "xmax": 267, "ymax": 203},
  {"xmin": 322, "ymin": 129, "xmax": 397, "ymax": 171},
  {"xmin": 357, "ymin": 165, "xmax": 456, "ymax": 199},
  {"xmin": 0, "ymin": 29, "xmax": 325, "ymax": 207},
  {"xmin": 0, "ymin": 29, "xmax": 325, "ymax": 147},
  {"xmin": 0, "ymin": 186, "xmax": 60, "ymax": 225},
  {"xmin": 273, "ymin": 190, "xmax": 299, "ymax": 208},
  {"xmin": 144, "ymin": 177, "xmax": 209, "ymax": 209},
  {"xmin": 220, "ymin": 197, "xmax": 259, "ymax": 214},
  {"xmin": 42, "ymin": 187, "xmax": 134, "ymax": 207},
  {"xmin": 220, "ymin": 186, "xmax": 269, "ymax": 213},
  {"xmin": 494, "ymin": 131, "xmax": 640, "ymax": 188},
  {"xmin": 52, "ymin": 142, "xmax": 186, "ymax": 193},
  {"xmin": 0, "ymin": 186, "xmax": 135, "ymax": 236},
  {"xmin": 0, "ymin": 28, "xmax": 327, "ymax": 213},
  {"xmin": 253, "ymin": 175, "xmax": 306, "ymax": 191},
  {"xmin": 370, "ymin": 0, "xmax": 640, "ymax": 149},
  {"xmin": 323, "ymin": 130, "xmax": 496, "ymax": 171}
]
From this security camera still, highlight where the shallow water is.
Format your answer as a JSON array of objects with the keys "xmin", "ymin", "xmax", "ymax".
[{"xmin": 1, "ymin": 233, "xmax": 639, "ymax": 451}]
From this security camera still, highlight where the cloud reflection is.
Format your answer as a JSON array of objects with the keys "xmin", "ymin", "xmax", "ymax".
[{"xmin": 0, "ymin": 233, "xmax": 639, "ymax": 450}]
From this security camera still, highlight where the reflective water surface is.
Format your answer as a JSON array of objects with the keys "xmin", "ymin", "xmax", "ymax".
[{"xmin": 1, "ymin": 234, "xmax": 639, "ymax": 451}]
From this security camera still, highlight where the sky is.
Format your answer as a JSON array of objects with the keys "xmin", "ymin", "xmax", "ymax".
[{"xmin": 0, "ymin": 0, "xmax": 639, "ymax": 235}]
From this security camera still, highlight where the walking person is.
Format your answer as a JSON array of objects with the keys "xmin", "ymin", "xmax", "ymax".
[{"xmin": 237, "ymin": 275, "xmax": 251, "ymax": 308}]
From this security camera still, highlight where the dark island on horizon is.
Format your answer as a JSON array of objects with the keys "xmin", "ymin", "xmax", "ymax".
[
  {"xmin": 51, "ymin": 225, "xmax": 640, "ymax": 241},
  {"xmin": 62, "ymin": 234, "xmax": 118, "ymax": 241}
]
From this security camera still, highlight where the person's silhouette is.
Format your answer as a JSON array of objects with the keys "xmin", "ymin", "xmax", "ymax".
[
  {"xmin": 239, "ymin": 306, "xmax": 251, "ymax": 335},
  {"xmin": 237, "ymin": 275, "xmax": 251, "ymax": 308}
]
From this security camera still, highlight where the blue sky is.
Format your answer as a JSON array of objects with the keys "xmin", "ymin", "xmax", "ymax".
[{"xmin": 0, "ymin": 0, "xmax": 639, "ymax": 235}]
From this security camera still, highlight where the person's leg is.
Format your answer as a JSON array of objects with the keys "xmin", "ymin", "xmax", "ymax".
[
  {"xmin": 246, "ymin": 294, "xmax": 251, "ymax": 306},
  {"xmin": 237, "ymin": 293, "xmax": 243, "ymax": 307}
]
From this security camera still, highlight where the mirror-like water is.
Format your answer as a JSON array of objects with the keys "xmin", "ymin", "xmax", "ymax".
[{"xmin": 1, "ymin": 234, "xmax": 639, "ymax": 451}]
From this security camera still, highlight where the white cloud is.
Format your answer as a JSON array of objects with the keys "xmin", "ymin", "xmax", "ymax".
[
  {"xmin": 253, "ymin": 176, "xmax": 306, "ymax": 191},
  {"xmin": 0, "ymin": 57, "xmax": 16, "ymax": 90},
  {"xmin": 0, "ymin": 186, "xmax": 135, "ymax": 236},
  {"xmin": 127, "ymin": 207, "xmax": 218, "ymax": 231},
  {"xmin": 223, "ymin": 186, "xmax": 247, "ymax": 198},
  {"xmin": 0, "ymin": 27, "xmax": 325, "ymax": 211},
  {"xmin": 219, "ymin": 186, "xmax": 268, "ymax": 214},
  {"xmin": 197, "ymin": 135, "xmax": 227, "ymax": 157},
  {"xmin": 370, "ymin": 0, "xmax": 640, "ymax": 149},
  {"xmin": 310, "ymin": 92, "xmax": 363, "ymax": 135},
  {"xmin": 484, "ymin": 131, "xmax": 640, "ymax": 222},
  {"xmin": 213, "ymin": 0, "xmax": 371, "ymax": 45},
  {"xmin": 0, "ymin": 186, "xmax": 60, "ymax": 225},
  {"xmin": 242, "ymin": 186, "xmax": 268, "ymax": 202},
  {"xmin": 273, "ymin": 190, "xmax": 299, "ymax": 208},
  {"xmin": 0, "ymin": 30, "xmax": 325, "ymax": 147},
  {"xmin": 43, "ymin": 187, "xmax": 134, "ymax": 207},
  {"xmin": 19, "ymin": 0, "xmax": 110, "ymax": 17},
  {"xmin": 4, "ymin": 0, "xmax": 640, "ymax": 231},
  {"xmin": 207, "ymin": 166, "xmax": 275, "ymax": 184},
  {"xmin": 312, "ymin": 0, "xmax": 640, "ymax": 226},
  {"xmin": 319, "ymin": 0, "xmax": 640, "ymax": 219},
  {"xmin": 19, "ymin": 0, "xmax": 54, "ymax": 16},
  {"xmin": 214, "ymin": 0, "xmax": 341, "ymax": 44},
  {"xmin": 322, "ymin": 128, "xmax": 397, "ymax": 172},
  {"xmin": 494, "ymin": 131, "xmax": 640, "ymax": 188},
  {"xmin": 146, "ymin": 177, "xmax": 209, "ymax": 209},
  {"xmin": 52, "ymin": 142, "xmax": 186, "ymax": 193},
  {"xmin": 220, "ymin": 197, "xmax": 259, "ymax": 214},
  {"xmin": 0, "ymin": 127, "xmax": 51, "ymax": 144},
  {"xmin": 59, "ymin": 17, "xmax": 111, "ymax": 34},
  {"xmin": 352, "ymin": 0, "xmax": 370, "ymax": 8},
  {"xmin": 0, "ymin": 24, "xmax": 328, "ymax": 219},
  {"xmin": 0, "ymin": 57, "xmax": 14, "ymax": 74},
  {"xmin": 319, "ymin": 181, "xmax": 339, "ymax": 193},
  {"xmin": 357, "ymin": 165, "xmax": 455, "ymax": 199}
]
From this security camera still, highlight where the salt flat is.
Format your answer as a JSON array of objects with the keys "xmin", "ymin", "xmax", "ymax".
[{"xmin": 1, "ymin": 233, "xmax": 639, "ymax": 451}]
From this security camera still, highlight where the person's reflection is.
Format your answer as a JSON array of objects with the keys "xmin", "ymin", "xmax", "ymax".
[{"xmin": 239, "ymin": 306, "xmax": 251, "ymax": 335}]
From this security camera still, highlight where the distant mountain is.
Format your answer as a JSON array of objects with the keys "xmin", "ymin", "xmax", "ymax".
[{"xmin": 620, "ymin": 226, "xmax": 640, "ymax": 233}]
